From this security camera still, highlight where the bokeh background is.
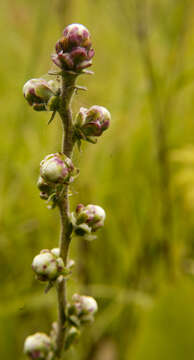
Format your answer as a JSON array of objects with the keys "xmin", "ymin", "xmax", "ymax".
[{"xmin": 1, "ymin": 0, "xmax": 194, "ymax": 359}]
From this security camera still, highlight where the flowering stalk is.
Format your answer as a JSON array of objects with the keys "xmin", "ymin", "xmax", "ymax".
[
  {"xmin": 55, "ymin": 73, "xmax": 76, "ymax": 358},
  {"xmin": 23, "ymin": 23, "xmax": 111, "ymax": 360}
]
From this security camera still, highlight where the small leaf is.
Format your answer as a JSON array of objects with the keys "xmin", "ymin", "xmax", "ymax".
[
  {"xmin": 48, "ymin": 110, "xmax": 56, "ymax": 125},
  {"xmin": 44, "ymin": 281, "xmax": 54, "ymax": 294}
]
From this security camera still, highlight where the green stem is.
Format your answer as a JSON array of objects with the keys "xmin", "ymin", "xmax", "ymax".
[{"xmin": 54, "ymin": 73, "xmax": 77, "ymax": 358}]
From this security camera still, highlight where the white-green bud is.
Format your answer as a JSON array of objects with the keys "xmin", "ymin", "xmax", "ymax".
[
  {"xmin": 32, "ymin": 249, "xmax": 65, "ymax": 281},
  {"xmin": 72, "ymin": 293, "xmax": 98, "ymax": 316},
  {"xmin": 24, "ymin": 332, "xmax": 51, "ymax": 359},
  {"xmin": 73, "ymin": 204, "xmax": 106, "ymax": 235},
  {"xmin": 23, "ymin": 78, "xmax": 55, "ymax": 111},
  {"xmin": 40, "ymin": 153, "xmax": 78, "ymax": 184}
]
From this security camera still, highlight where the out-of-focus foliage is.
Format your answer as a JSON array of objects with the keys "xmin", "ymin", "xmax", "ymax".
[
  {"xmin": 1, "ymin": 0, "xmax": 194, "ymax": 359},
  {"xmin": 132, "ymin": 281, "xmax": 194, "ymax": 360},
  {"xmin": 171, "ymin": 146, "xmax": 194, "ymax": 210}
]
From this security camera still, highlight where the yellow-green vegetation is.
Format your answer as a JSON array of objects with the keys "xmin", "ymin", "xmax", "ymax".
[{"xmin": 1, "ymin": 0, "xmax": 194, "ymax": 359}]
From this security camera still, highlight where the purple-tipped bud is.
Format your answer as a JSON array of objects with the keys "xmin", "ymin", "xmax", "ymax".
[
  {"xmin": 69, "ymin": 294, "xmax": 98, "ymax": 324},
  {"xmin": 32, "ymin": 249, "xmax": 65, "ymax": 282},
  {"xmin": 24, "ymin": 332, "xmax": 51, "ymax": 359},
  {"xmin": 75, "ymin": 106, "xmax": 110, "ymax": 141},
  {"xmin": 40, "ymin": 153, "xmax": 78, "ymax": 184},
  {"xmin": 63, "ymin": 24, "xmax": 92, "ymax": 49},
  {"xmin": 52, "ymin": 24, "xmax": 94, "ymax": 72},
  {"xmin": 23, "ymin": 79, "xmax": 55, "ymax": 111},
  {"xmin": 72, "ymin": 204, "xmax": 106, "ymax": 235},
  {"xmin": 72, "ymin": 294, "xmax": 98, "ymax": 314},
  {"xmin": 82, "ymin": 106, "xmax": 110, "ymax": 137}
]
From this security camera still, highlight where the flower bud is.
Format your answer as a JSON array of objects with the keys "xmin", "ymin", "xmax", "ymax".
[
  {"xmin": 75, "ymin": 106, "xmax": 110, "ymax": 141},
  {"xmin": 32, "ymin": 249, "xmax": 65, "ymax": 281},
  {"xmin": 72, "ymin": 294, "xmax": 98, "ymax": 315},
  {"xmin": 72, "ymin": 204, "xmax": 106, "ymax": 235},
  {"xmin": 23, "ymin": 79, "xmax": 55, "ymax": 111},
  {"xmin": 68, "ymin": 294, "xmax": 98, "ymax": 324},
  {"xmin": 24, "ymin": 332, "xmax": 51, "ymax": 359},
  {"xmin": 40, "ymin": 153, "xmax": 78, "ymax": 184},
  {"xmin": 63, "ymin": 23, "xmax": 92, "ymax": 49},
  {"xmin": 85, "ymin": 106, "xmax": 110, "ymax": 136},
  {"xmin": 52, "ymin": 24, "xmax": 94, "ymax": 72}
]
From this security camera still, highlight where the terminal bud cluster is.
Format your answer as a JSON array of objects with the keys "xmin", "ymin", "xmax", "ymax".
[{"xmin": 52, "ymin": 24, "xmax": 95, "ymax": 72}]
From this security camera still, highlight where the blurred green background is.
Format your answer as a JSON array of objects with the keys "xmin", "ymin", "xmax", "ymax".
[{"xmin": 1, "ymin": 0, "xmax": 194, "ymax": 359}]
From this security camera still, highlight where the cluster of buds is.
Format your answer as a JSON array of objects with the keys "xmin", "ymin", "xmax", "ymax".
[
  {"xmin": 75, "ymin": 105, "xmax": 110, "ymax": 142},
  {"xmin": 23, "ymin": 79, "xmax": 59, "ymax": 112},
  {"xmin": 68, "ymin": 294, "xmax": 98, "ymax": 326},
  {"xmin": 52, "ymin": 23, "xmax": 94, "ymax": 72},
  {"xmin": 40, "ymin": 153, "xmax": 78, "ymax": 185},
  {"xmin": 23, "ymin": 21, "xmax": 110, "ymax": 359},
  {"xmin": 32, "ymin": 248, "xmax": 65, "ymax": 282},
  {"xmin": 71, "ymin": 204, "xmax": 106, "ymax": 236},
  {"xmin": 24, "ymin": 332, "xmax": 51, "ymax": 360}
]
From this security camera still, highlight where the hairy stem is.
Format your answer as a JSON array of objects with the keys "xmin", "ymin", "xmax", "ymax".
[
  {"xmin": 60, "ymin": 74, "xmax": 77, "ymax": 157},
  {"xmin": 55, "ymin": 73, "xmax": 77, "ymax": 358}
]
